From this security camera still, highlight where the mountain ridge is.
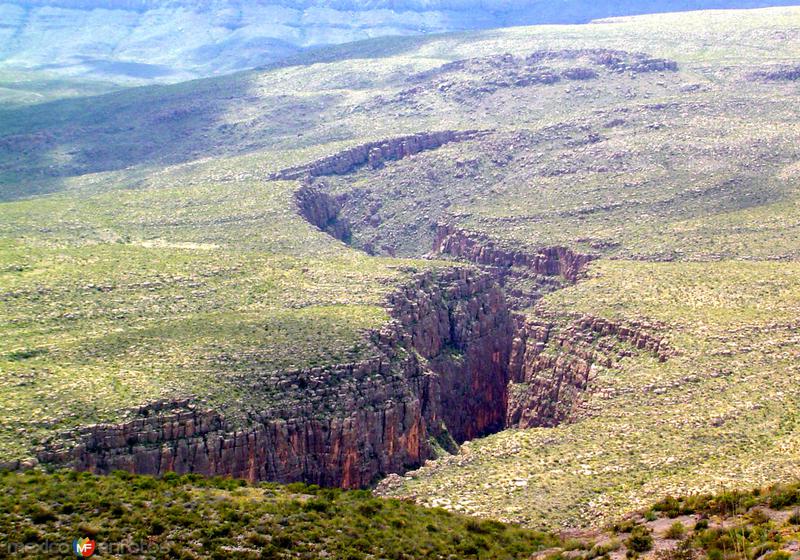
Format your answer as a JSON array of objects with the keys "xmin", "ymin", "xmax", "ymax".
[{"xmin": 2, "ymin": 0, "xmax": 800, "ymax": 82}]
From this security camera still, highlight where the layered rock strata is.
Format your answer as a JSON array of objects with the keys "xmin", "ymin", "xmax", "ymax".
[
  {"xmin": 38, "ymin": 194, "xmax": 668, "ymax": 489},
  {"xmin": 39, "ymin": 268, "xmax": 515, "ymax": 488},
  {"xmin": 432, "ymin": 224, "xmax": 596, "ymax": 308},
  {"xmin": 506, "ymin": 313, "xmax": 671, "ymax": 428},
  {"xmin": 295, "ymin": 184, "xmax": 351, "ymax": 242},
  {"xmin": 272, "ymin": 130, "xmax": 489, "ymax": 180}
]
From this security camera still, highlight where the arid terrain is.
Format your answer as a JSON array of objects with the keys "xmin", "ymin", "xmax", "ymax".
[{"xmin": 1, "ymin": 4, "xmax": 799, "ymax": 558}]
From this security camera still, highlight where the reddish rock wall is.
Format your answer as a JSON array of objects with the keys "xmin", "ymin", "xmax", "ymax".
[
  {"xmin": 38, "ymin": 226, "xmax": 670, "ymax": 488},
  {"xmin": 39, "ymin": 268, "xmax": 515, "ymax": 488},
  {"xmin": 433, "ymin": 224, "xmax": 594, "ymax": 283},
  {"xmin": 295, "ymin": 184, "xmax": 351, "ymax": 242}
]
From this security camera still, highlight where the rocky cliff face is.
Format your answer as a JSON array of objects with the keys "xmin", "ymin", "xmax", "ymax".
[
  {"xmin": 37, "ymin": 190, "xmax": 669, "ymax": 488},
  {"xmin": 295, "ymin": 184, "xmax": 351, "ymax": 243},
  {"xmin": 38, "ymin": 241, "xmax": 671, "ymax": 487},
  {"xmin": 433, "ymin": 224, "xmax": 596, "ymax": 308},
  {"xmin": 507, "ymin": 313, "xmax": 671, "ymax": 428},
  {"xmin": 39, "ymin": 268, "xmax": 515, "ymax": 488},
  {"xmin": 273, "ymin": 130, "xmax": 488, "ymax": 181},
  {"xmin": 434, "ymin": 224, "xmax": 594, "ymax": 283},
  {"xmin": 387, "ymin": 269, "xmax": 514, "ymax": 443}
]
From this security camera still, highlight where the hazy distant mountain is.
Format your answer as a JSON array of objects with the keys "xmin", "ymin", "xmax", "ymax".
[{"xmin": 1, "ymin": 0, "xmax": 798, "ymax": 81}]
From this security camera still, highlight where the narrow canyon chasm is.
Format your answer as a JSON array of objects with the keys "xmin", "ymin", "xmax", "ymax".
[{"xmin": 38, "ymin": 135, "xmax": 670, "ymax": 489}]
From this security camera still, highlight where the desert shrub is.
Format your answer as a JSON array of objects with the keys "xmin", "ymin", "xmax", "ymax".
[
  {"xmin": 612, "ymin": 519, "xmax": 638, "ymax": 534},
  {"xmin": 77, "ymin": 523, "xmax": 100, "ymax": 537},
  {"xmin": 665, "ymin": 521, "xmax": 686, "ymax": 539},
  {"xmin": 564, "ymin": 538, "xmax": 591, "ymax": 551},
  {"xmin": 761, "ymin": 552, "xmax": 791, "ymax": 560},
  {"xmin": 768, "ymin": 485, "xmax": 800, "ymax": 509},
  {"xmin": 711, "ymin": 491, "xmax": 753, "ymax": 515},
  {"xmin": 747, "ymin": 508, "xmax": 771, "ymax": 525},
  {"xmin": 750, "ymin": 542, "xmax": 784, "ymax": 559},
  {"xmin": 655, "ymin": 540, "xmax": 697, "ymax": 560},
  {"xmin": 28, "ymin": 503, "xmax": 56, "ymax": 524},
  {"xmin": 162, "ymin": 471, "xmax": 181, "ymax": 485},
  {"xmin": 653, "ymin": 496, "xmax": 683, "ymax": 517},
  {"xmin": 356, "ymin": 500, "xmax": 383, "ymax": 517},
  {"xmin": 303, "ymin": 498, "xmax": 330, "ymax": 513},
  {"xmin": 626, "ymin": 526, "xmax": 653, "ymax": 553},
  {"xmin": 693, "ymin": 518, "xmax": 709, "ymax": 531},
  {"xmin": 787, "ymin": 510, "xmax": 800, "ymax": 525},
  {"xmin": 150, "ymin": 519, "xmax": 166, "ymax": 535},
  {"xmin": 588, "ymin": 540, "xmax": 620, "ymax": 559},
  {"xmin": 271, "ymin": 534, "xmax": 293, "ymax": 549},
  {"xmin": 0, "ymin": 469, "xmax": 558, "ymax": 559},
  {"xmin": 20, "ymin": 527, "xmax": 41, "ymax": 543}
]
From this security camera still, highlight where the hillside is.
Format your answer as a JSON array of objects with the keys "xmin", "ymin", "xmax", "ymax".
[
  {"xmin": 2, "ymin": 1, "xmax": 800, "ymax": 82},
  {"xmin": 0, "ymin": 469, "xmax": 557, "ymax": 558},
  {"xmin": 1, "ymin": 3, "xmax": 799, "ymax": 540},
  {"xmin": 6, "ymin": 470, "xmax": 800, "ymax": 559}
]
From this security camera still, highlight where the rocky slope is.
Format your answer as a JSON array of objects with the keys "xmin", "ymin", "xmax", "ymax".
[
  {"xmin": 507, "ymin": 314, "xmax": 671, "ymax": 428},
  {"xmin": 274, "ymin": 130, "xmax": 488, "ymax": 181},
  {"xmin": 433, "ymin": 224, "xmax": 597, "ymax": 307}
]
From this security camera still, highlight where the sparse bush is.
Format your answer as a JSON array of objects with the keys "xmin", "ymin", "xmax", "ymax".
[
  {"xmin": 747, "ymin": 508, "xmax": 771, "ymax": 525},
  {"xmin": 655, "ymin": 540, "xmax": 697, "ymax": 560},
  {"xmin": 357, "ymin": 500, "xmax": 383, "ymax": 517},
  {"xmin": 304, "ymin": 498, "xmax": 330, "ymax": 513},
  {"xmin": 768, "ymin": 485, "xmax": 800, "ymax": 509},
  {"xmin": 564, "ymin": 538, "xmax": 591, "ymax": 551},
  {"xmin": 761, "ymin": 552, "xmax": 791, "ymax": 560},
  {"xmin": 665, "ymin": 521, "xmax": 686, "ymax": 539},
  {"xmin": 626, "ymin": 526, "xmax": 653, "ymax": 553},
  {"xmin": 612, "ymin": 519, "xmax": 638, "ymax": 534},
  {"xmin": 150, "ymin": 519, "xmax": 166, "ymax": 535}
]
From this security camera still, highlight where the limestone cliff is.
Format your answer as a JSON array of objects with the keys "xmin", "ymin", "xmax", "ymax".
[{"xmin": 38, "ymin": 208, "xmax": 669, "ymax": 489}]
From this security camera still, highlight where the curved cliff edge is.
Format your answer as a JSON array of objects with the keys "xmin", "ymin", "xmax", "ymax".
[
  {"xmin": 37, "ymin": 268, "xmax": 514, "ymax": 488},
  {"xmin": 35, "ymin": 173, "xmax": 670, "ymax": 488},
  {"xmin": 37, "ymin": 241, "xmax": 670, "ymax": 488}
]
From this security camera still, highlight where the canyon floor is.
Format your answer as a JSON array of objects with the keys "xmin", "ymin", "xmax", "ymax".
[{"xmin": 1, "ymin": 4, "xmax": 800, "ymax": 550}]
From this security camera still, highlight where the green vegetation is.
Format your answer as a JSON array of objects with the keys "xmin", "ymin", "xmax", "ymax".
[
  {"xmin": 0, "ymin": 469, "xmax": 556, "ymax": 559},
  {"xmin": 1, "ymin": 3, "xmax": 799, "ymax": 542},
  {"xmin": 626, "ymin": 525, "xmax": 654, "ymax": 553},
  {"xmin": 385, "ymin": 259, "xmax": 800, "ymax": 527},
  {"xmin": 644, "ymin": 482, "xmax": 800, "ymax": 560},
  {"xmin": 665, "ymin": 521, "xmax": 687, "ymax": 540},
  {"xmin": 0, "ymin": 167, "xmax": 442, "ymax": 459}
]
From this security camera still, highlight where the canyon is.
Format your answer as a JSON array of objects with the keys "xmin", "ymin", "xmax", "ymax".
[{"xmin": 37, "ymin": 182, "xmax": 670, "ymax": 488}]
